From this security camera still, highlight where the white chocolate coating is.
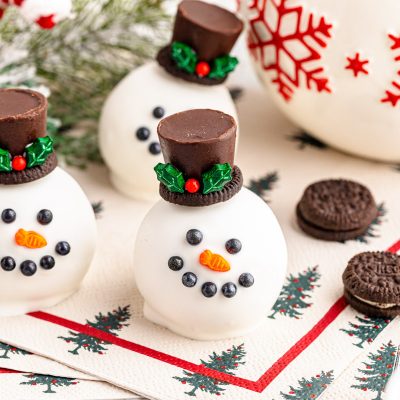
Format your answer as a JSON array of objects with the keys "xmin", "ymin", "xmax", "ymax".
[
  {"xmin": 0, "ymin": 167, "xmax": 97, "ymax": 316},
  {"xmin": 134, "ymin": 188, "xmax": 287, "ymax": 340},
  {"xmin": 99, "ymin": 62, "xmax": 238, "ymax": 201},
  {"xmin": 244, "ymin": 0, "xmax": 400, "ymax": 162}
]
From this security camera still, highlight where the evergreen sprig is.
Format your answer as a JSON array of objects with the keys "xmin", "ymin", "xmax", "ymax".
[{"xmin": 0, "ymin": 1, "xmax": 170, "ymax": 126}]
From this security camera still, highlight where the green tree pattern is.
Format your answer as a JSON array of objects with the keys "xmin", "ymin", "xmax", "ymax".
[
  {"xmin": 341, "ymin": 315, "xmax": 392, "ymax": 348},
  {"xmin": 353, "ymin": 203, "xmax": 386, "ymax": 244},
  {"xmin": 280, "ymin": 370, "xmax": 334, "ymax": 399},
  {"xmin": 269, "ymin": 267, "xmax": 321, "ymax": 319},
  {"xmin": 174, "ymin": 344, "xmax": 245, "ymax": 397},
  {"xmin": 58, "ymin": 305, "xmax": 130, "ymax": 355},
  {"xmin": 289, "ymin": 131, "xmax": 327, "ymax": 150},
  {"xmin": 0, "ymin": 342, "xmax": 31, "ymax": 359},
  {"xmin": 20, "ymin": 373, "xmax": 78, "ymax": 394},
  {"xmin": 247, "ymin": 171, "xmax": 278, "ymax": 203},
  {"xmin": 352, "ymin": 341, "xmax": 398, "ymax": 400}
]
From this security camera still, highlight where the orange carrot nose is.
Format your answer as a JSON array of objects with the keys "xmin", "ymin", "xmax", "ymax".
[
  {"xmin": 15, "ymin": 229, "xmax": 47, "ymax": 249},
  {"xmin": 199, "ymin": 250, "xmax": 230, "ymax": 272}
]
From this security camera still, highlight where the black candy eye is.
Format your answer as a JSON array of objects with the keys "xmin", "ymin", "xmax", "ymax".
[
  {"xmin": 225, "ymin": 238, "xmax": 242, "ymax": 254},
  {"xmin": 136, "ymin": 127, "xmax": 150, "ymax": 141},
  {"xmin": 186, "ymin": 229, "xmax": 203, "ymax": 245},
  {"xmin": 37, "ymin": 209, "xmax": 53, "ymax": 225},
  {"xmin": 149, "ymin": 142, "xmax": 161, "ymax": 155},
  {"xmin": 56, "ymin": 241, "xmax": 71, "ymax": 256},
  {"xmin": 152, "ymin": 106, "xmax": 165, "ymax": 119},
  {"xmin": 2, "ymin": 209, "xmax": 16, "ymax": 223}
]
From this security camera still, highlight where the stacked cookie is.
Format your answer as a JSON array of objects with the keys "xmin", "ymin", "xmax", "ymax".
[
  {"xmin": 343, "ymin": 251, "xmax": 400, "ymax": 318},
  {"xmin": 296, "ymin": 179, "xmax": 378, "ymax": 241}
]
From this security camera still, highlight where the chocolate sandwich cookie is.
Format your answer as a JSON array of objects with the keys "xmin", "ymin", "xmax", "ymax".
[
  {"xmin": 343, "ymin": 251, "xmax": 400, "ymax": 318},
  {"xmin": 296, "ymin": 179, "xmax": 378, "ymax": 241}
]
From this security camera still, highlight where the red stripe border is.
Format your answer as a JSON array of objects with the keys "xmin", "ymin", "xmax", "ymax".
[{"xmin": 28, "ymin": 239, "xmax": 400, "ymax": 393}]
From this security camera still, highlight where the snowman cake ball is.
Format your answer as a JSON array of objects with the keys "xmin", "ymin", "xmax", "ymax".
[
  {"xmin": 99, "ymin": 0, "xmax": 243, "ymax": 201},
  {"xmin": 0, "ymin": 88, "xmax": 96, "ymax": 316},
  {"xmin": 134, "ymin": 109, "xmax": 287, "ymax": 340}
]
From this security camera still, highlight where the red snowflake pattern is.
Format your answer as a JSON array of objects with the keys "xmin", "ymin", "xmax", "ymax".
[
  {"xmin": 381, "ymin": 34, "xmax": 400, "ymax": 107},
  {"xmin": 247, "ymin": 0, "xmax": 333, "ymax": 101},
  {"xmin": 345, "ymin": 53, "xmax": 369, "ymax": 77}
]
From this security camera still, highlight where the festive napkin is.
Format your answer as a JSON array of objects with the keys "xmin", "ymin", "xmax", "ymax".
[
  {"xmin": 0, "ymin": 368, "xmax": 136, "ymax": 400},
  {"xmin": 319, "ymin": 318, "xmax": 400, "ymax": 400},
  {"xmin": 0, "ymin": 340, "xmax": 96, "ymax": 380},
  {"xmin": 0, "ymin": 29, "xmax": 400, "ymax": 400}
]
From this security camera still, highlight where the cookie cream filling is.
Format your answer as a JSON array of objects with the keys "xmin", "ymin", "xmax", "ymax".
[{"xmin": 354, "ymin": 295, "xmax": 399, "ymax": 309}]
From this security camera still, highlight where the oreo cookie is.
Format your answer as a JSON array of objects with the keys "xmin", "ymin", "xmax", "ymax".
[
  {"xmin": 343, "ymin": 251, "xmax": 400, "ymax": 318},
  {"xmin": 160, "ymin": 166, "xmax": 243, "ymax": 207},
  {"xmin": 296, "ymin": 179, "xmax": 378, "ymax": 241}
]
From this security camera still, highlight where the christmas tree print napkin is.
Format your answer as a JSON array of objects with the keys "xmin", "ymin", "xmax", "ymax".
[
  {"xmin": 0, "ymin": 12, "xmax": 400, "ymax": 399},
  {"xmin": 319, "ymin": 317, "xmax": 400, "ymax": 400},
  {"xmin": 0, "ymin": 340, "xmax": 97, "ymax": 380},
  {"xmin": 0, "ymin": 368, "xmax": 136, "ymax": 400}
]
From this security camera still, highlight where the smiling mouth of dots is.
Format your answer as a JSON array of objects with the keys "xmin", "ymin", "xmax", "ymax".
[{"xmin": 0, "ymin": 208, "xmax": 71, "ymax": 276}]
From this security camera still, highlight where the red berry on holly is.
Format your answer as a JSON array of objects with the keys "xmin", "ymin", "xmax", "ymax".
[
  {"xmin": 12, "ymin": 156, "xmax": 26, "ymax": 171},
  {"xmin": 196, "ymin": 62, "xmax": 210, "ymax": 77},
  {"xmin": 181, "ymin": 380, "xmax": 186, "ymax": 384},
  {"xmin": 36, "ymin": 14, "xmax": 56, "ymax": 30},
  {"xmin": 185, "ymin": 178, "xmax": 200, "ymax": 193}
]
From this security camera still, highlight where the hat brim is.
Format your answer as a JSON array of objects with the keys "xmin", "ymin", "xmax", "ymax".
[
  {"xmin": 159, "ymin": 166, "xmax": 242, "ymax": 207},
  {"xmin": 156, "ymin": 45, "xmax": 227, "ymax": 86},
  {"xmin": 0, "ymin": 152, "xmax": 57, "ymax": 185}
]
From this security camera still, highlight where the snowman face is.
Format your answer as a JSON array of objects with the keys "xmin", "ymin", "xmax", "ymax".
[
  {"xmin": 0, "ymin": 206, "xmax": 71, "ymax": 277},
  {"xmin": 99, "ymin": 61, "xmax": 238, "ymax": 200},
  {"xmin": 167, "ymin": 228, "xmax": 255, "ymax": 299},
  {"xmin": 0, "ymin": 167, "xmax": 96, "ymax": 316},
  {"xmin": 134, "ymin": 188, "xmax": 287, "ymax": 340}
]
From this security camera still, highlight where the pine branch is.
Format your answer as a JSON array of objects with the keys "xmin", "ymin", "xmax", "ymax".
[{"xmin": 0, "ymin": 0, "xmax": 171, "ymax": 168}]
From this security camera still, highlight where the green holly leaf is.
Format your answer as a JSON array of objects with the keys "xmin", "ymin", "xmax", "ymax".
[
  {"xmin": 171, "ymin": 42, "xmax": 197, "ymax": 74},
  {"xmin": 26, "ymin": 136, "xmax": 54, "ymax": 168},
  {"xmin": 209, "ymin": 55, "xmax": 239, "ymax": 79},
  {"xmin": 202, "ymin": 163, "xmax": 232, "ymax": 194},
  {"xmin": 154, "ymin": 163, "xmax": 185, "ymax": 193},
  {"xmin": 0, "ymin": 148, "xmax": 11, "ymax": 172}
]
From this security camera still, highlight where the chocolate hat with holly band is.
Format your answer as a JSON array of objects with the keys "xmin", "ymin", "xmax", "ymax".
[
  {"xmin": 0, "ymin": 88, "xmax": 57, "ymax": 184},
  {"xmin": 155, "ymin": 109, "xmax": 243, "ymax": 206},
  {"xmin": 157, "ymin": 0, "xmax": 243, "ymax": 85}
]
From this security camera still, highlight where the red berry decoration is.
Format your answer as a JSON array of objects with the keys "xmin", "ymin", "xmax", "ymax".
[
  {"xmin": 36, "ymin": 14, "xmax": 56, "ymax": 30},
  {"xmin": 185, "ymin": 178, "xmax": 200, "ymax": 193},
  {"xmin": 196, "ymin": 62, "xmax": 211, "ymax": 78},
  {"xmin": 12, "ymin": 156, "xmax": 26, "ymax": 171}
]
